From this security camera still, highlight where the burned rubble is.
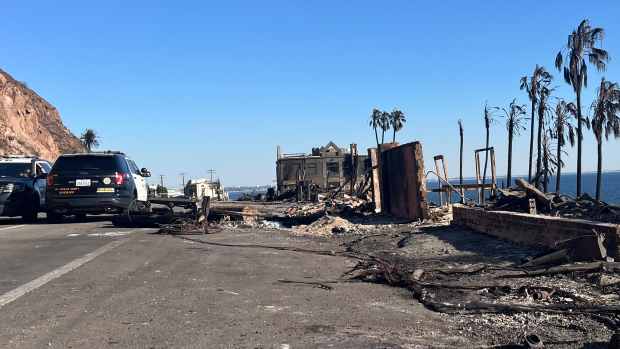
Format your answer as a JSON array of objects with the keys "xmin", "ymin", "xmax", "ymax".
[
  {"xmin": 149, "ymin": 141, "xmax": 620, "ymax": 347},
  {"xmin": 489, "ymin": 181, "xmax": 620, "ymax": 225}
]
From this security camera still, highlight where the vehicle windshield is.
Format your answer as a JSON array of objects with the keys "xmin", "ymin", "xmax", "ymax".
[
  {"xmin": 0, "ymin": 163, "xmax": 32, "ymax": 178},
  {"xmin": 52, "ymin": 156, "xmax": 122, "ymax": 172}
]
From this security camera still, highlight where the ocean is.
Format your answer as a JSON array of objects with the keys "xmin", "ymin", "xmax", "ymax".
[
  {"xmin": 227, "ymin": 172, "xmax": 620, "ymax": 204},
  {"xmin": 426, "ymin": 171, "xmax": 620, "ymax": 205}
]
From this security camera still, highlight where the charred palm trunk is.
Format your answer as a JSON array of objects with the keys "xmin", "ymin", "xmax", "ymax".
[
  {"xmin": 576, "ymin": 91, "xmax": 583, "ymax": 197},
  {"xmin": 535, "ymin": 104, "xmax": 544, "ymax": 189},
  {"xmin": 507, "ymin": 121, "xmax": 513, "ymax": 187},
  {"xmin": 543, "ymin": 144, "xmax": 549, "ymax": 193},
  {"xmin": 528, "ymin": 101, "xmax": 536, "ymax": 182},
  {"xmin": 392, "ymin": 128, "xmax": 396, "ymax": 143},
  {"xmin": 555, "ymin": 135, "xmax": 562, "ymax": 194},
  {"xmin": 482, "ymin": 126, "xmax": 489, "ymax": 188},
  {"xmin": 459, "ymin": 125, "xmax": 464, "ymax": 203},
  {"xmin": 596, "ymin": 138, "xmax": 603, "ymax": 201}
]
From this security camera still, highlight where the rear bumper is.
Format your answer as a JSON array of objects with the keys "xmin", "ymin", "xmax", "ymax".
[{"xmin": 46, "ymin": 194, "xmax": 133, "ymax": 214}]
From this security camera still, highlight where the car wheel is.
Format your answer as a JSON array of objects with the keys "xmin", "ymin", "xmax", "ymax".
[{"xmin": 47, "ymin": 211, "xmax": 63, "ymax": 223}]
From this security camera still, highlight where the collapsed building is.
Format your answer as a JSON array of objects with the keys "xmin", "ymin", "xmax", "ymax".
[{"xmin": 275, "ymin": 141, "xmax": 369, "ymax": 195}]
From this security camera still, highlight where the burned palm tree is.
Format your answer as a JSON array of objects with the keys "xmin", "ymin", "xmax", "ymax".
[
  {"xmin": 458, "ymin": 119, "xmax": 464, "ymax": 202},
  {"xmin": 501, "ymin": 99, "xmax": 527, "ymax": 187},
  {"xmin": 369, "ymin": 108, "xmax": 382, "ymax": 149},
  {"xmin": 390, "ymin": 109, "xmax": 406, "ymax": 143},
  {"xmin": 481, "ymin": 102, "xmax": 498, "ymax": 188},
  {"xmin": 380, "ymin": 110, "xmax": 391, "ymax": 145},
  {"xmin": 590, "ymin": 78, "xmax": 620, "ymax": 201},
  {"xmin": 520, "ymin": 65, "xmax": 553, "ymax": 182},
  {"xmin": 80, "ymin": 128, "xmax": 100, "ymax": 152},
  {"xmin": 555, "ymin": 19, "xmax": 609, "ymax": 196},
  {"xmin": 535, "ymin": 86, "xmax": 553, "ymax": 189},
  {"xmin": 541, "ymin": 132, "xmax": 558, "ymax": 193},
  {"xmin": 551, "ymin": 99, "xmax": 576, "ymax": 193}
]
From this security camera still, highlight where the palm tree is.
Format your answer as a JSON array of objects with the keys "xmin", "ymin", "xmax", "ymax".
[
  {"xmin": 380, "ymin": 110, "xmax": 391, "ymax": 144},
  {"xmin": 501, "ymin": 99, "xmax": 527, "ymax": 187},
  {"xmin": 541, "ymin": 132, "xmax": 556, "ymax": 193},
  {"xmin": 551, "ymin": 99, "xmax": 576, "ymax": 194},
  {"xmin": 458, "ymin": 119, "xmax": 464, "ymax": 202},
  {"xmin": 555, "ymin": 19, "xmax": 609, "ymax": 197},
  {"xmin": 369, "ymin": 108, "xmax": 382, "ymax": 149},
  {"xmin": 390, "ymin": 109, "xmax": 406, "ymax": 143},
  {"xmin": 80, "ymin": 129, "xmax": 100, "ymax": 152},
  {"xmin": 535, "ymin": 86, "xmax": 553, "ymax": 189},
  {"xmin": 481, "ymin": 102, "xmax": 498, "ymax": 191},
  {"xmin": 521, "ymin": 65, "xmax": 553, "ymax": 183},
  {"xmin": 590, "ymin": 78, "xmax": 620, "ymax": 201}
]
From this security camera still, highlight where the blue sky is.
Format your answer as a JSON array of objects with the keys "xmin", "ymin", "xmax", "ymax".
[{"xmin": 2, "ymin": 1, "xmax": 620, "ymax": 187}]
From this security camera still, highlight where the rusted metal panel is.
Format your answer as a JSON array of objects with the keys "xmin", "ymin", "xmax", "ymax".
[{"xmin": 380, "ymin": 141, "xmax": 429, "ymax": 220}]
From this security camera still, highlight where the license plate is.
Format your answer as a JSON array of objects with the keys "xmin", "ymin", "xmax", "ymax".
[{"xmin": 75, "ymin": 179, "xmax": 91, "ymax": 187}]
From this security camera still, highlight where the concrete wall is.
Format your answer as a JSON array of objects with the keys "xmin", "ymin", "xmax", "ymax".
[
  {"xmin": 452, "ymin": 205, "xmax": 620, "ymax": 258},
  {"xmin": 380, "ymin": 141, "xmax": 429, "ymax": 220}
]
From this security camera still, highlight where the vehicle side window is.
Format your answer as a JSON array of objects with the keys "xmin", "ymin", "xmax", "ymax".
[
  {"xmin": 113, "ymin": 156, "xmax": 130, "ymax": 173},
  {"xmin": 127, "ymin": 160, "xmax": 140, "ymax": 175},
  {"xmin": 38, "ymin": 162, "xmax": 51, "ymax": 173},
  {"xmin": 35, "ymin": 162, "xmax": 50, "ymax": 176}
]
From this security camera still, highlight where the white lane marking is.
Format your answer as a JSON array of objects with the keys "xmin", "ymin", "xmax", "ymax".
[
  {"xmin": 0, "ymin": 225, "xmax": 25, "ymax": 231},
  {"xmin": 87, "ymin": 231, "xmax": 134, "ymax": 237},
  {"xmin": 0, "ymin": 238, "xmax": 129, "ymax": 309},
  {"xmin": 66, "ymin": 233, "xmax": 80, "ymax": 237}
]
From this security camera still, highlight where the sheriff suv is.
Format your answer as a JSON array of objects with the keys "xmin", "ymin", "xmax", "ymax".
[
  {"xmin": 46, "ymin": 151, "xmax": 151, "ymax": 222},
  {"xmin": 0, "ymin": 155, "xmax": 51, "ymax": 222}
]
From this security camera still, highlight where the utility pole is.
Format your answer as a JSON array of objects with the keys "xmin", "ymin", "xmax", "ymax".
[
  {"xmin": 159, "ymin": 175, "xmax": 165, "ymax": 187},
  {"xmin": 180, "ymin": 172, "xmax": 187, "ymax": 188},
  {"xmin": 207, "ymin": 169, "xmax": 216, "ymax": 182}
]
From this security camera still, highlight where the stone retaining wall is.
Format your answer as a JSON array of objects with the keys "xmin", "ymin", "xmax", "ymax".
[{"xmin": 452, "ymin": 205, "xmax": 620, "ymax": 258}]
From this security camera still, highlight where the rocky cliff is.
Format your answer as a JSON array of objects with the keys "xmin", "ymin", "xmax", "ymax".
[{"xmin": 0, "ymin": 69, "xmax": 84, "ymax": 161}]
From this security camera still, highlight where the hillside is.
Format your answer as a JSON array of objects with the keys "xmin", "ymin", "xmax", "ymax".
[{"xmin": 0, "ymin": 69, "xmax": 84, "ymax": 161}]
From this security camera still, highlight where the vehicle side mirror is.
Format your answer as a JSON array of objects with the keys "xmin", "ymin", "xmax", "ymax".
[
  {"xmin": 140, "ymin": 168, "xmax": 151, "ymax": 177},
  {"xmin": 36, "ymin": 173, "xmax": 48, "ymax": 180}
]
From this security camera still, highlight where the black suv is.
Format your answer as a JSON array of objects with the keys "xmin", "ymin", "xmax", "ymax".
[
  {"xmin": 0, "ymin": 155, "xmax": 51, "ymax": 222},
  {"xmin": 46, "ymin": 152, "xmax": 151, "ymax": 221}
]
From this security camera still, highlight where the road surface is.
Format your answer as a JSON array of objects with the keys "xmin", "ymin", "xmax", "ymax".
[{"xmin": 0, "ymin": 217, "xmax": 467, "ymax": 348}]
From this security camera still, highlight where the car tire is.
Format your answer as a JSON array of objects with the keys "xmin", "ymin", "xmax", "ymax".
[
  {"xmin": 22, "ymin": 195, "xmax": 39, "ymax": 223},
  {"xmin": 47, "ymin": 211, "xmax": 63, "ymax": 223}
]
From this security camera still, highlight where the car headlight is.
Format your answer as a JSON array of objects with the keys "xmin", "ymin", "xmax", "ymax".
[{"xmin": 2, "ymin": 183, "xmax": 24, "ymax": 192}]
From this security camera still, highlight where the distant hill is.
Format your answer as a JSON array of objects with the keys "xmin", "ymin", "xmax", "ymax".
[{"xmin": 0, "ymin": 69, "xmax": 84, "ymax": 161}]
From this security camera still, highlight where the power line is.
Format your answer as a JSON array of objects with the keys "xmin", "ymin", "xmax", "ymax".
[
  {"xmin": 207, "ymin": 169, "xmax": 216, "ymax": 182},
  {"xmin": 180, "ymin": 172, "xmax": 187, "ymax": 187}
]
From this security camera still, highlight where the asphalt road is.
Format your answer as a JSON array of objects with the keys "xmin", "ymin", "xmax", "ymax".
[{"xmin": 0, "ymin": 218, "xmax": 469, "ymax": 348}]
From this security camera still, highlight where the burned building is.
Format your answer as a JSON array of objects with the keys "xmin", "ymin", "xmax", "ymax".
[{"xmin": 276, "ymin": 141, "xmax": 369, "ymax": 194}]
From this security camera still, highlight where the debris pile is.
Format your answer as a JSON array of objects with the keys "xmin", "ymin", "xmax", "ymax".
[
  {"xmin": 158, "ymin": 217, "xmax": 209, "ymax": 235},
  {"xmin": 285, "ymin": 194, "xmax": 373, "ymax": 219},
  {"xmin": 488, "ymin": 179, "xmax": 620, "ymax": 224},
  {"xmin": 285, "ymin": 202, "xmax": 325, "ymax": 218},
  {"xmin": 343, "ymin": 225, "xmax": 620, "ymax": 345},
  {"xmin": 293, "ymin": 215, "xmax": 357, "ymax": 237}
]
